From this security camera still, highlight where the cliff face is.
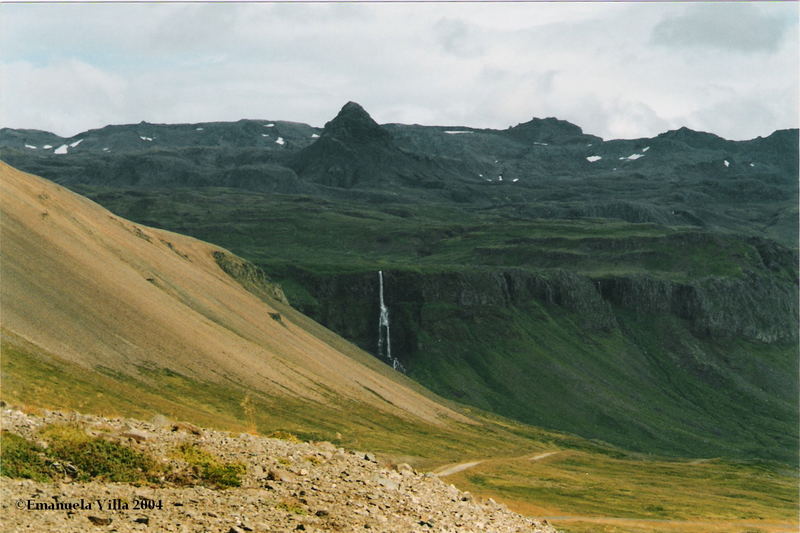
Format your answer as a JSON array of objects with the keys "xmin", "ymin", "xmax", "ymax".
[
  {"xmin": 292, "ymin": 269, "xmax": 618, "ymax": 362},
  {"xmin": 596, "ymin": 272, "xmax": 797, "ymax": 343},
  {"xmin": 293, "ymin": 264, "xmax": 796, "ymax": 358},
  {"xmin": 284, "ymin": 263, "xmax": 797, "ymax": 462}
]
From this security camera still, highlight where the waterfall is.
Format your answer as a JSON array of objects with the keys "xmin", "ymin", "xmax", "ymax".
[
  {"xmin": 377, "ymin": 270, "xmax": 391, "ymax": 359},
  {"xmin": 377, "ymin": 271, "xmax": 404, "ymax": 372}
]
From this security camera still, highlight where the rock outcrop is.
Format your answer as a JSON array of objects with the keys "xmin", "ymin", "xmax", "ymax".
[
  {"xmin": 213, "ymin": 251, "xmax": 289, "ymax": 304},
  {"xmin": 289, "ymin": 102, "xmax": 462, "ymax": 190},
  {"xmin": 596, "ymin": 270, "xmax": 798, "ymax": 343},
  {"xmin": 291, "ymin": 261, "xmax": 797, "ymax": 362}
]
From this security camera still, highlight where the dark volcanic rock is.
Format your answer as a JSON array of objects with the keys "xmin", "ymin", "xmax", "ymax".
[
  {"xmin": 290, "ymin": 101, "xmax": 400, "ymax": 188},
  {"xmin": 655, "ymin": 126, "xmax": 731, "ymax": 151},
  {"xmin": 320, "ymin": 101, "xmax": 392, "ymax": 146},
  {"xmin": 596, "ymin": 272, "xmax": 798, "ymax": 343},
  {"xmin": 289, "ymin": 102, "xmax": 464, "ymax": 191},
  {"xmin": 1, "ymin": 105, "xmax": 797, "ymax": 246},
  {"xmin": 289, "ymin": 268, "xmax": 619, "ymax": 366},
  {"xmin": 504, "ymin": 117, "xmax": 601, "ymax": 145}
]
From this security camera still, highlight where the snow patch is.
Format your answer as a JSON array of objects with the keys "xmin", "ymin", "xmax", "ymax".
[
  {"xmin": 311, "ymin": 133, "xmax": 320, "ymax": 138},
  {"xmin": 642, "ymin": 146, "xmax": 650, "ymax": 152},
  {"xmin": 626, "ymin": 153, "xmax": 644, "ymax": 160},
  {"xmin": 25, "ymin": 144, "xmax": 37, "ymax": 149},
  {"xmin": 533, "ymin": 141, "xmax": 548, "ymax": 146},
  {"xmin": 749, "ymin": 163, "xmax": 755, "ymax": 167},
  {"xmin": 103, "ymin": 147, "xmax": 110, "ymax": 152},
  {"xmin": 444, "ymin": 130, "xmax": 472, "ymax": 135},
  {"xmin": 586, "ymin": 155, "xmax": 602, "ymax": 163},
  {"xmin": 724, "ymin": 160, "xmax": 730, "ymax": 167},
  {"xmin": 139, "ymin": 136, "xmax": 153, "ymax": 142},
  {"xmin": 264, "ymin": 123, "xmax": 275, "ymax": 128},
  {"xmin": 275, "ymin": 137, "xmax": 285, "ymax": 145},
  {"xmin": 43, "ymin": 145, "xmax": 52, "ymax": 149},
  {"xmin": 512, "ymin": 178, "xmax": 519, "ymax": 183},
  {"xmin": 261, "ymin": 134, "xmax": 269, "ymax": 137},
  {"xmin": 69, "ymin": 139, "xmax": 83, "ymax": 148},
  {"xmin": 54, "ymin": 145, "xmax": 68, "ymax": 155},
  {"xmin": 497, "ymin": 175, "xmax": 503, "ymax": 181},
  {"xmin": 196, "ymin": 127, "xmax": 204, "ymax": 131}
]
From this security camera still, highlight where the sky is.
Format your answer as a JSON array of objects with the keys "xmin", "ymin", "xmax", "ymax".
[{"xmin": 1, "ymin": 2, "xmax": 797, "ymax": 140}]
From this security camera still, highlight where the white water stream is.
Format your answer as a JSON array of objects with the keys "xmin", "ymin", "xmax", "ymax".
[{"xmin": 377, "ymin": 271, "xmax": 404, "ymax": 372}]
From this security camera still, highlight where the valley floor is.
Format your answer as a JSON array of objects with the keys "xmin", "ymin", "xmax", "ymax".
[
  {"xmin": 440, "ymin": 451, "xmax": 799, "ymax": 533},
  {"xmin": 538, "ymin": 516, "xmax": 798, "ymax": 533}
]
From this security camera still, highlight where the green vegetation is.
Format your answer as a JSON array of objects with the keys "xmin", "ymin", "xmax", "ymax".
[
  {"xmin": 267, "ymin": 431, "xmax": 301, "ymax": 443},
  {"xmin": 38, "ymin": 424, "xmax": 155, "ymax": 483},
  {"xmin": 175, "ymin": 443, "xmax": 245, "ymax": 488},
  {"xmin": 407, "ymin": 302, "xmax": 797, "ymax": 463},
  {"xmin": 3, "ymin": 117, "xmax": 796, "ymax": 532},
  {"xmin": 0, "ymin": 425, "xmax": 156, "ymax": 484},
  {"xmin": 448, "ymin": 451, "xmax": 799, "ymax": 532},
  {"xmin": 60, "ymin": 186, "xmax": 796, "ymax": 464},
  {"xmin": 276, "ymin": 498, "xmax": 308, "ymax": 515},
  {"xmin": 73, "ymin": 186, "xmax": 784, "ymax": 283},
  {"xmin": 11, "ymin": 182, "xmax": 797, "ymax": 464},
  {"xmin": 0, "ymin": 331, "xmax": 569, "ymax": 469},
  {"xmin": 2, "ymin": 332, "xmax": 797, "ymax": 532},
  {"xmin": 0, "ymin": 432, "xmax": 51, "ymax": 481}
]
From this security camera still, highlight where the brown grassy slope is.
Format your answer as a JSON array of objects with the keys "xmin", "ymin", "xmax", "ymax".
[{"xmin": 0, "ymin": 161, "xmax": 468, "ymax": 428}]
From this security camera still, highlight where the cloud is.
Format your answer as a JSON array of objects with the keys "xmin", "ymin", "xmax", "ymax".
[
  {"xmin": 433, "ymin": 18, "xmax": 485, "ymax": 58},
  {"xmin": 686, "ymin": 87, "xmax": 799, "ymax": 140},
  {"xmin": 651, "ymin": 3, "xmax": 795, "ymax": 53},
  {"xmin": 0, "ymin": 59, "xmax": 127, "ymax": 136},
  {"xmin": 0, "ymin": 3, "xmax": 796, "ymax": 140}
]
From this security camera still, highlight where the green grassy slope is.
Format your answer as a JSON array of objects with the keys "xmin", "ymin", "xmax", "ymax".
[
  {"xmin": 4, "ymin": 332, "xmax": 797, "ymax": 533},
  {"xmin": 70, "ymin": 186, "xmax": 798, "ymax": 464},
  {"xmin": 406, "ymin": 302, "xmax": 796, "ymax": 461}
]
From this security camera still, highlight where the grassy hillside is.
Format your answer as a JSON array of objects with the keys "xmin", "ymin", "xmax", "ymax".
[
  {"xmin": 71, "ymin": 184, "xmax": 799, "ymax": 463},
  {"xmin": 1, "ymin": 163, "xmax": 797, "ymax": 532},
  {"xmin": 71, "ymin": 185, "xmax": 790, "ymax": 280},
  {"xmin": 3, "ymin": 336, "xmax": 796, "ymax": 533}
]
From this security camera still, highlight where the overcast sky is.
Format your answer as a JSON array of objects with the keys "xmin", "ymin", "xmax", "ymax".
[{"xmin": 1, "ymin": 2, "xmax": 797, "ymax": 140}]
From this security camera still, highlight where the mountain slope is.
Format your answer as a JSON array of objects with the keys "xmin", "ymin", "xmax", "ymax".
[
  {"xmin": 1, "ymin": 103, "xmax": 796, "ymax": 463},
  {"xmin": 2, "ymin": 103, "xmax": 796, "ymax": 246},
  {"xmin": 290, "ymin": 101, "xmax": 466, "ymax": 191},
  {"xmin": 2, "ymin": 164, "xmax": 799, "ymax": 533},
  {"xmin": 0, "ymin": 161, "xmax": 470, "ymax": 431}
]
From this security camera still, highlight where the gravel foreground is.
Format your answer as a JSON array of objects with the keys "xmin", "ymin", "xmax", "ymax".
[{"xmin": 1, "ymin": 408, "xmax": 559, "ymax": 532}]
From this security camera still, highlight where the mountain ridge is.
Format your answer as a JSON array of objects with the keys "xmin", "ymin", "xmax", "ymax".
[
  {"xmin": 1, "ymin": 101, "xmax": 796, "ymax": 463},
  {"xmin": 3, "ymin": 101, "xmax": 795, "ymax": 247}
]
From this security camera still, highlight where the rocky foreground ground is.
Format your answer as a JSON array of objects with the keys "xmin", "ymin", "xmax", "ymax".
[{"xmin": 1, "ymin": 408, "xmax": 558, "ymax": 532}]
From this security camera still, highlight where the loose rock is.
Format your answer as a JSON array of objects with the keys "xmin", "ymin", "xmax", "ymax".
[{"xmin": 1, "ymin": 407, "xmax": 559, "ymax": 533}]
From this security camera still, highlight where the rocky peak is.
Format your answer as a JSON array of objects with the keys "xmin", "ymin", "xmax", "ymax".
[
  {"xmin": 656, "ymin": 126, "xmax": 727, "ymax": 149},
  {"xmin": 505, "ymin": 116, "xmax": 597, "ymax": 144},
  {"xmin": 320, "ymin": 101, "xmax": 391, "ymax": 145}
]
